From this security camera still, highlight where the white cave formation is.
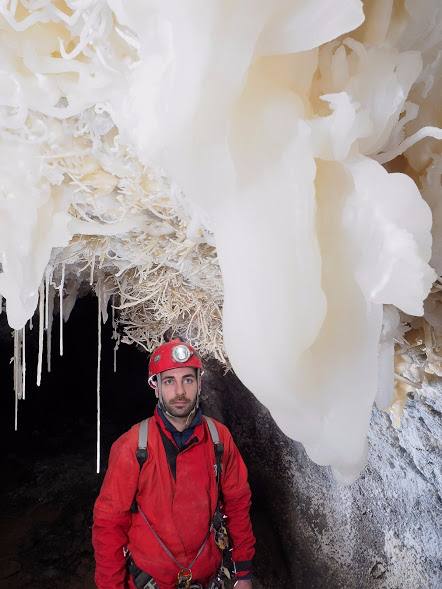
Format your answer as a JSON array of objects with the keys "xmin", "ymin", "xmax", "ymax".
[{"xmin": 0, "ymin": 0, "xmax": 442, "ymax": 480}]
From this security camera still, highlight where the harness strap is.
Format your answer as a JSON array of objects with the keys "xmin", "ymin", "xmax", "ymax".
[
  {"xmin": 136, "ymin": 418, "xmax": 149, "ymax": 467},
  {"xmin": 204, "ymin": 416, "xmax": 219, "ymax": 444},
  {"xmin": 138, "ymin": 504, "xmax": 212, "ymax": 572},
  {"xmin": 132, "ymin": 414, "xmax": 227, "ymax": 574},
  {"xmin": 204, "ymin": 416, "xmax": 223, "ymax": 487},
  {"xmin": 136, "ymin": 416, "xmax": 219, "ymax": 469},
  {"xmin": 127, "ymin": 556, "xmax": 158, "ymax": 589},
  {"xmin": 131, "ymin": 418, "xmax": 150, "ymax": 513}
]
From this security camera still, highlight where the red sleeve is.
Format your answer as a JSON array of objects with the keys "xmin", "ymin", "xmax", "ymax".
[
  {"xmin": 92, "ymin": 430, "xmax": 139, "ymax": 589},
  {"xmin": 219, "ymin": 426, "xmax": 255, "ymax": 575}
]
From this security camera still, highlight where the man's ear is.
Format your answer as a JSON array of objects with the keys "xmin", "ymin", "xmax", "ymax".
[{"xmin": 149, "ymin": 380, "xmax": 159, "ymax": 398}]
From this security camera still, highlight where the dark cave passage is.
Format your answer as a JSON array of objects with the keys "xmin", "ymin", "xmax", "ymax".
[{"xmin": 0, "ymin": 296, "xmax": 157, "ymax": 589}]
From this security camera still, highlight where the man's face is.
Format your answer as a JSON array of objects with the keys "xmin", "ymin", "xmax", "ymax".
[{"xmin": 155, "ymin": 366, "xmax": 198, "ymax": 417}]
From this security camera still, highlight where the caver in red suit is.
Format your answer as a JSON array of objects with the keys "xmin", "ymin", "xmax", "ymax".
[{"xmin": 92, "ymin": 340, "xmax": 255, "ymax": 589}]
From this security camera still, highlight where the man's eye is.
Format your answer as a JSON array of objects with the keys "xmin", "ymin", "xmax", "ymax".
[
  {"xmin": 184, "ymin": 378, "xmax": 194, "ymax": 384},
  {"xmin": 164, "ymin": 379, "xmax": 173, "ymax": 385}
]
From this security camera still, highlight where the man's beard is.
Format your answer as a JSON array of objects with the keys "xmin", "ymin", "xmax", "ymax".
[{"xmin": 162, "ymin": 396, "xmax": 198, "ymax": 419}]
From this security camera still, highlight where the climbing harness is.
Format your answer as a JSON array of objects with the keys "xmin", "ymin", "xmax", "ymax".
[
  {"xmin": 128, "ymin": 416, "xmax": 233, "ymax": 589},
  {"xmin": 127, "ymin": 555, "xmax": 159, "ymax": 589},
  {"xmin": 205, "ymin": 418, "xmax": 233, "ymax": 584}
]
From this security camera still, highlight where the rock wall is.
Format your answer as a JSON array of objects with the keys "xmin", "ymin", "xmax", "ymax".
[{"xmin": 202, "ymin": 363, "xmax": 442, "ymax": 589}]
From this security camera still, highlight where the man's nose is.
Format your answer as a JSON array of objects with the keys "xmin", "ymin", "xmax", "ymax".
[{"xmin": 175, "ymin": 380, "xmax": 186, "ymax": 396}]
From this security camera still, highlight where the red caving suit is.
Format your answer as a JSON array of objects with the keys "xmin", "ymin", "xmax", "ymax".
[{"xmin": 93, "ymin": 408, "xmax": 255, "ymax": 589}]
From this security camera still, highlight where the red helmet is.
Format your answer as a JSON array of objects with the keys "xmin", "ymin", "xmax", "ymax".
[{"xmin": 148, "ymin": 339, "xmax": 202, "ymax": 381}]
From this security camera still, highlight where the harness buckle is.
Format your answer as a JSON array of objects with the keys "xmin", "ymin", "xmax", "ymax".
[
  {"xmin": 214, "ymin": 522, "xmax": 229, "ymax": 550},
  {"xmin": 177, "ymin": 568, "xmax": 192, "ymax": 589}
]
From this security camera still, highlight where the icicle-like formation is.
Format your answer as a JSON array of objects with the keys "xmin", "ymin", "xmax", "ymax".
[
  {"xmin": 14, "ymin": 349, "xmax": 19, "ymax": 432},
  {"xmin": 37, "ymin": 281, "xmax": 44, "ymax": 387},
  {"xmin": 44, "ymin": 269, "xmax": 50, "ymax": 331},
  {"xmin": 0, "ymin": 295, "xmax": 3, "ymax": 314},
  {"xmin": 22, "ymin": 326, "xmax": 26, "ymax": 400},
  {"xmin": 15, "ymin": 330, "xmax": 23, "ymax": 400},
  {"xmin": 13, "ymin": 331, "xmax": 18, "ymax": 399},
  {"xmin": 59, "ymin": 264, "xmax": 65, "ymax": 357},
  {"xmin": 46, "ymin": 284, "xmax": 55, "ymax": 374},
  {"xmin": 13, "ymin": 329, "xmax": 22, "ymax": 431},
  {"xmin": 96, "ymin": 285, "xmax": 102, "ymax": 474},
  {"xmin": 111, "ymin": 295, "xmax": 120, "ymax": 373},
  {"xmin": 29, "ymin": 317, "xmax": 33, "ymax": 330},
  {"xmin": 13, "ymin": 331, "xmax": 18, "ymax": 421},
  {"xmin": 90, "ymin": 256, "xmax": 96, "ymax": 286},
  {"xmin": 14, "ymin": 382, "xmax": 18, "ymax": 430}
]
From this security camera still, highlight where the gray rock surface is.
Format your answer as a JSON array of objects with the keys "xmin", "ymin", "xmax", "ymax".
[{"xmin": 202, "ymin": 362, "xmax": 442, "ymax": 589}]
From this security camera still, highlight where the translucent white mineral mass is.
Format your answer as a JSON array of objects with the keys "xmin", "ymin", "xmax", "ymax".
[{"xmin": 0, "ymin": 0, "xmax": 440, "ymax": 480}]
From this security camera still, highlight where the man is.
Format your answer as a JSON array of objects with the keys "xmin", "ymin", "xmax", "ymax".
[{"xmin": 93, "ymin": 339, "xmax": 255, "ymax": 589}]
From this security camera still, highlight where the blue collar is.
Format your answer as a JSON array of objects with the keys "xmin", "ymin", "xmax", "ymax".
[{"xmin": 157, "ymin": 405, "xmax": 202, "ymax": 449}]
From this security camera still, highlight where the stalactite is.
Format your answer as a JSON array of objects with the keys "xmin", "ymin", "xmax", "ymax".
[
  {"xmin": 59, "ymin": 264, "xmax": 65, "ymax": 357},
  {"xmin": 90, "ymin": 255, "xmax": 96, "ymax": 286},
  {"xmin": 0, "ymin": 294, "xmax": 3, "ymax": 314},
  {"xmin": 13, "ymin": 329, "xmax": 22, "ymax": 431},
  {"xmin": 22, "ymin": 326, "xmax": 26, "ymax": 400},
  {"xmin": 96, "ymin": 284, "xmax": 102, "ymax": 474},
  {"xmin": 14, "ymin": 364, "xmax": 18, "ymax": 432},
  {"xmin": 15, "ymin": 329, "xmax": 23, "ymax": 401},
  {"xmin": 29, "ymin": 316, "xmax": 33, "ymax": 330},
  {"xmin": 45, "ymin": 268, "xmax": 50, "ymax": 330},
  {"xmin": 111, "ymin": 294, "xmax": 119, "ymax": 373},
  {"xmin": 13, "ymin": 332, "xmax": 16, "ymax": 396},
  {"xmin": 37, "ymin": 281, "xmax": 44, "ymax": 387},
  {"xmin": 13, "ymin": 330, "xmax": 18, "ymax": 403},
  {"xmin": 47, "ymin": 284, "xmax": 55, "ymax": 374}
]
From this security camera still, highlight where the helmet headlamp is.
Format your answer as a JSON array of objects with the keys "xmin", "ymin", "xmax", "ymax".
[{"xmin": 172, "ymin": 344, "xmax": 192, "ymax": 363}]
